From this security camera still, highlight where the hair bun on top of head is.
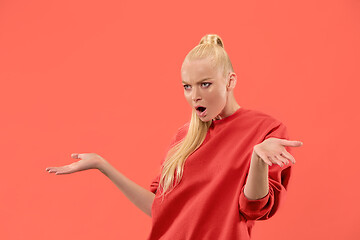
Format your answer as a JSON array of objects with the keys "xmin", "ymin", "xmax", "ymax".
[{"xmin": 199, "ymin": 34, "xmax": 224, "ymax": 48}]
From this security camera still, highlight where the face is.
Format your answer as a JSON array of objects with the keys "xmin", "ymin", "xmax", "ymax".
[{"xmin": 181, "ymin": 58, "xmax": 229, "ymax": 122}]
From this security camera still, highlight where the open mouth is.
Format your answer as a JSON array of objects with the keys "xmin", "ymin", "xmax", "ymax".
[{"xmin": 196, "ymin": 106, "xmax": 206, "ymax": 112}]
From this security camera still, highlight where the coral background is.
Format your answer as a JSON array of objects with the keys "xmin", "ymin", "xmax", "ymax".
[{"xmin": 1, "ymin": 0, "xmax": 359, "ymax": 239}]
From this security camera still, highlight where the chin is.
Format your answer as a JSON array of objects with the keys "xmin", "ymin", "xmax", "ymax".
[{"xmin": 202, "ymin": 116, "xmax": 213, "ymax": 123}]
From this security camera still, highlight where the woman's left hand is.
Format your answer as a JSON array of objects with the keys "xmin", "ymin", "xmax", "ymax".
[{"xmin": 253, "ymin": 138, "xmax": 303, "ymax": 167}]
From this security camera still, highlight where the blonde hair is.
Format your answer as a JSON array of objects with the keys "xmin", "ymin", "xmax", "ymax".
[{"xmin": 157, "ymin": 34, "xmax": 235, "ymax": 202}]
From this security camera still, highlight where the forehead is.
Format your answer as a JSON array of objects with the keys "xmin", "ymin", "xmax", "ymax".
[{"xmin": 181, "ymin": 58, "xmax": 220, "ymax": 81}]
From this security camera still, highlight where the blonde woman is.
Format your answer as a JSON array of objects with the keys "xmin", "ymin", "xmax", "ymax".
[{"xmin": 46, "ymin": 34, "xmax": 303, "ymax": 239}]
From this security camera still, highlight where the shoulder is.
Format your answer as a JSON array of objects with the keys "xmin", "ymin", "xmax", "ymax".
[
  {"xmin": 177, "ymin": 121, "xmax": 190, "ymax": 138},
  {"xmin": 246, "ymin": 108, "xmax": 280, "ymax": 122},
  {"xmin": 238, "ymin": 108, "xmax": 290, "ymax": 142},
  {"xmin": 235, "ymin": 108, "xmax": 283, "ymax": 129},
  {"xmin": 248, "ymin": 109, "xmax": 289, "ymax": 140},
  {"xmin": 231, "ymin": 108, "xmax": 289, "ymax": 141},
  {"xmin": 167, "ymin": 121, "xmax": 189, "ymax": 148}
]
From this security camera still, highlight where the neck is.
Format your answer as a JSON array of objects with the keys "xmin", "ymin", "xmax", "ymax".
[{"xmin": 214, "ymin": 93, "xmax": 240, "ymax": 120}]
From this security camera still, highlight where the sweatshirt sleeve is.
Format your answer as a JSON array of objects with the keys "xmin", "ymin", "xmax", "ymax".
[
  {"xmin": 149, "ymin": 123, "xmax": 188, "ymax": 194},
  {"xmin": 238, "ymin": 121, "xmax": 293, "ymax": 221}
]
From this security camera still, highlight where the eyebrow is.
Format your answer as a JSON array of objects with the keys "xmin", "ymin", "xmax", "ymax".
[{"xmin": 182, "ymin": 77, "xmax": 212, "ymax": 84}]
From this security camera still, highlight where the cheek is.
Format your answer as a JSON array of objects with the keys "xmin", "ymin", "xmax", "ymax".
[
  {"xmin": 207, "ymin": 88, "xmax": 226, "ymax": 102},
  {"xmin": 184, "ymin": 92, "xmax": 192, "ymax": 103}
]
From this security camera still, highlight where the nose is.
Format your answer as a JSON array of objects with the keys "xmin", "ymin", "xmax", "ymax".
[{"xmin": 191, "ymin": 87, "xmax": 201, "ymax": 101}]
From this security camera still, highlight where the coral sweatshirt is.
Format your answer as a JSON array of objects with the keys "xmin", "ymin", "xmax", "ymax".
[{"xmin": 147, "ymin": 107, "xmax": 293, "ymax": 240}]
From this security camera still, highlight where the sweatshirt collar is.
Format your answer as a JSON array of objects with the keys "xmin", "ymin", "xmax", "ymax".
[{"xmin": 210, "ymin": 107, "xmax": 245, "ymax": 127}]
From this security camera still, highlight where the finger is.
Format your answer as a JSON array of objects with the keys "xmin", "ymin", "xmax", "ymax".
[
  {"xmin": 46, "ymin": 167, "xmax": 56, "ymax": 173},
  {"xmin": 71, "ymin": 153, "xmax": 80, "ymax": 159},
  {"xmin": 47, "ymin": 166, "xmax": 66, "ymax": 173},
  {"xmin": 281, "ymin": 139, "xmax": 303, "ymax": 147},
  {"xmin": 280, "ymin": 150, "xmax": 296, "ymax": 164},
  {"xmin": 279, "ymin": 152, "xmax": 295, "ymax": 164},
  {"xmin": 46, "ymin": 167, "xmax": 58, "ymax": 171},
  {"xmin": 55, "ymin": 166, "xmax": 72, "ymax": 175},
  {"xmin": 274, "ymin": 154, "xmax": 289, "ymax": 165},
  {"xmin": 269, "ymin": 155, "xmax": 283, "ymax": 167},
  {"xmin": 275, "ymin": 155, "xmax": 289, "ymax": 166}
]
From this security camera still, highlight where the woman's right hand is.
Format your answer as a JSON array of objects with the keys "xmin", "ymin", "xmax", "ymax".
[{"xmin": 45, "ymin": 153, "xmax": 106, "ymax": 175}]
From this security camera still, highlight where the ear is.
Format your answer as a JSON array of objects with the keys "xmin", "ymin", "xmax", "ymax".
[{"xmin": 226, "ymin": 72, "xmax": 237, "ymax": 91}]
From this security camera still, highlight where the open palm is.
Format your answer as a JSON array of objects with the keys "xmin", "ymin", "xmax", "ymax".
[{"xmin": 45, "ymin": 153, "xmax": 104, "ymax": 175}]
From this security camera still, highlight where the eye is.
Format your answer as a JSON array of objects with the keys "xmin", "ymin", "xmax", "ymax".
[
  {"xmin": 183, "ymin": 85, "xmax": 190, "ymax": 90},
  {"xmin": 202, "ymin": 82, "xmax": 211, "ymax": 87},
  {"xmin": 183, "ymin": 82, "xmax": 211, "ymax": 90}
]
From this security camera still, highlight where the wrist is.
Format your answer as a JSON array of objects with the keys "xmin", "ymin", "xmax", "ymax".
[
  {"xmin": 251, "ymin": 150, "xmax": 260, "ymax": 162},
  {"xmin": 97, "ymin": 158, "xmax": 109, "ymax": 172},
  {"xmin": 251, "ymin": 151, "xmax": 267, "ymax": 167}
]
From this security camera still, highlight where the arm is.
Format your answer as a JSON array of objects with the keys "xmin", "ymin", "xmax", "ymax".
[
  {"xmin": 239, "ymin": 149, "xmax": 293, "ymax": 221},
  {"xmin": 243, "ymin": 151, "xmax": 269, "ymax": 200},
  {"xmin": 46, "ymin": 153, "xmax": 156, "ymax": 217},
  {"xmin": 98, "ymin": 159, "xmax": 155, "ymax": 217},
  {"xmin": 239, "ymin": 121, "xmax": 302, "ymax": 221}
]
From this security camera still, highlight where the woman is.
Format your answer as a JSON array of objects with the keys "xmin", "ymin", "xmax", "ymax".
[{"xmin": 46, "ymin": 34, "xmax": 303, "ymax": 239}]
